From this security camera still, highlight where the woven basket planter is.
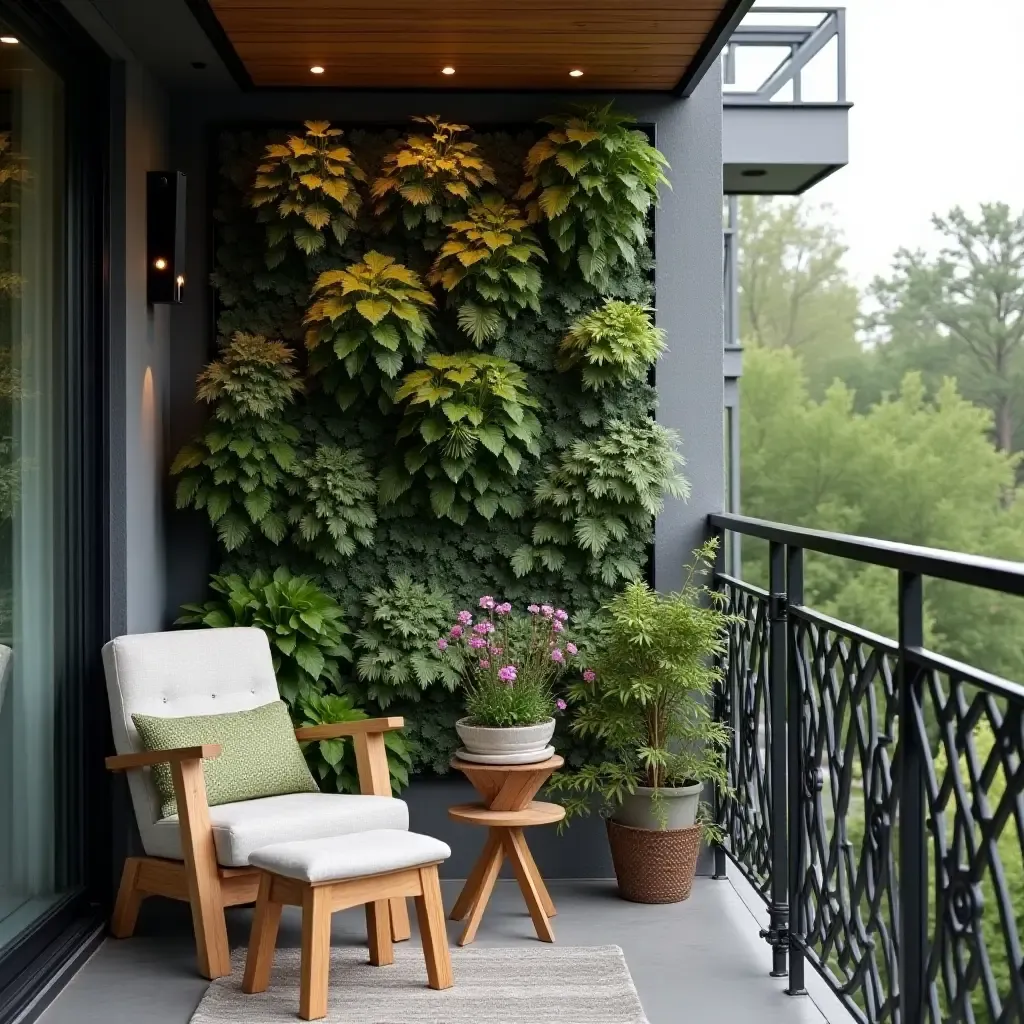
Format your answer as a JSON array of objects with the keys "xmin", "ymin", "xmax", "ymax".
[{"xmin": 606, "ymin": 819, "xmax": 702, "ymax": 904}]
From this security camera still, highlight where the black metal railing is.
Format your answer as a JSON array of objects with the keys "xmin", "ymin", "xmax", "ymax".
[{"xmin": 709, "ymin": 513, "xmax": 1024, "ymax": 1024}]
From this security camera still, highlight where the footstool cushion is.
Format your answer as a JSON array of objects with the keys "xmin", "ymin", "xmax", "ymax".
[{"xmin": 249, "ymin": 829, "xmax": 451, "ymax": 884}]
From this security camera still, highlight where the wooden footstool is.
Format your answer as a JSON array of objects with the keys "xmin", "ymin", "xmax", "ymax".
[{"xmin": 242, "ymin": 830, "xmax": 454, "ymax": 1021}]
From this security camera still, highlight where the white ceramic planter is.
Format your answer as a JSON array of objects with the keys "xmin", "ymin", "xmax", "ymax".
[
  {"xmin": 455, "ymin": 717, "xmax": 556, "ymax": 765},
  {"xmin": 612, "ymin": 781, "xmax": 703, "ymax": 831}
]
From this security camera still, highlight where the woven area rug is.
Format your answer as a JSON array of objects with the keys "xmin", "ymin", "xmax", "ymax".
[{"xmin": 190, "ymin": 945, "xmax": 648, "ymax": 1023}]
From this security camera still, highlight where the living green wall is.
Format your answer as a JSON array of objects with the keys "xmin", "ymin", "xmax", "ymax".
[{"xmin": 173, "ymin": 111, "xmax": 680, "ymax": 773}]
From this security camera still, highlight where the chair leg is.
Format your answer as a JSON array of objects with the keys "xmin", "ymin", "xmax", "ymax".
[
  {"xmin": 366, "ymin": 900, "xmax": 394, "ymax": 967},
  {"xmin": 300, "ymin": 886, "xmax": 332, "ymax": 1021},
  {"xmin": 243, "ymin": 873, "xmax": 281, "ymax": 994},
  {"xmin": 414, "ymin": 865, "xmax": 454, "ymax": 990},
  {"xmin": 110, "ymin": 857, "xmax": 144, "ymax": 939},
  {"xmin": 389, "ymin": 896, "xmax": 411, "ymax": 942}
]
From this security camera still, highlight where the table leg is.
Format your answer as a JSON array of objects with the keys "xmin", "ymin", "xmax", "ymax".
[
  {"xmin": 457, "ymin": 832, "xmax": 504, "ymax": 946},
  {"xmin": 450, "ymin": 830, "xmax": 502, "ymax": 922},
  {"xmin": 502, "ymin": 828, "xmax": 555, "ymax": 943},
  {"xmin": 519, "ymin": 833, "xmax": 557, "ymax": 917}
]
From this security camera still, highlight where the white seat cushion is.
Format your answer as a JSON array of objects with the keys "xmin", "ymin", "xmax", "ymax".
[
  {"xmin": 249, "ymin": 830, "xmax": 451, "ymax": 884},
  {"xmin": 143, "ymin": 792, "xmax": 409, "ymax": 867}
]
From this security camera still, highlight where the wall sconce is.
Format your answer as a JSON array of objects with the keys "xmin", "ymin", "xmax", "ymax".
[{"xmin": 146, "ymin": 171, "xmax": 187, "ymax": 304}]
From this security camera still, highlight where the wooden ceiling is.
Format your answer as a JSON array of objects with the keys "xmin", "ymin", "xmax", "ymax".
[{"xmin": 199, "ymin": 0, "xmax": 745, "ymax": 92}]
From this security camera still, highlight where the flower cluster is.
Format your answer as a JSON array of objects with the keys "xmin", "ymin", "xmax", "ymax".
[{"xmin": 436, "ymin": 595, "xmax": 587, "ymax": 728}]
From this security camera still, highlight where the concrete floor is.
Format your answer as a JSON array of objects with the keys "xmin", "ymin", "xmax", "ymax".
[{"xmin": 37, "ymin": 878, "xmax": 836, "ymax": 1024}]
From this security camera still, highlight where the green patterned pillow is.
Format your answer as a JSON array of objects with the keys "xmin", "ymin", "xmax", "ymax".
[{"xmin": 132, "ymin": 700, "xmax": 319, "ymax": 818}]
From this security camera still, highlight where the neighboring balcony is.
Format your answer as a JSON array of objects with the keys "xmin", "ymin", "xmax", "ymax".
[
  {"xmin": 723, "ymin": 7, "xmax": 851, "ymax": 194},
  {"xmin": 709, "ymin": 513, "xmax": 1024, "ymax": 1024}
]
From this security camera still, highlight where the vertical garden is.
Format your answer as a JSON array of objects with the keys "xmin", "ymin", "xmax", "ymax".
[{"xmin": 172, "ymin": 108, "xmax": 687, "ymax": 780}]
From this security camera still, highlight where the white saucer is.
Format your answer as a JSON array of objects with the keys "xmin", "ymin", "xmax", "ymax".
[{"xmin": 455, "ymin": 745, "xmax": 556, "ymax": 766}]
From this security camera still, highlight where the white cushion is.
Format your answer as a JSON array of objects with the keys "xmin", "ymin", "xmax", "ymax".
[
  {"xmin": 102, "ymin": 628, "xmax": 283, "ymax": 833},
  {"xmin": 250, "ymin": 830, "xmax": 451, "ymax": 884},
  {"xmin": 143, "ymin": 792, "xmax": 409, "ymax": 867}
]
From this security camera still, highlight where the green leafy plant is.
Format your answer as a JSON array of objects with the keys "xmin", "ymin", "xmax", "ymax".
[
  {"xmin": 176, "ymin": 568, "xmax": 353, "ymax": 705},
  {"xmin": 557, "ymin": 299, "xmax": 665, "ymax": 388},
  {"xmin": 548, "ymin": 542, "xmax": 732, "ymax": 837},
  {"xmin": 355, "ymin": 575, "xmax": 464, "ymax": 706},
  {"xmin": 283, "ymin": 443, "xmax": 377, "ymax": 564},
  {"xmin": 513, "ymin": 419, "xmax": 688, "ymax": 586},
  {"xmin": 381, "ymin": 354, "xmax": 541, "ymax": 523},
  {"xmin": 518, "ymin": 106, "xmax": 669, "ymax": 288},
  {"xmin": 371, "ymin": 116, "xmax": 497, "ymax": 234},
  {"xmin": 171, "ymin": 333, "xmax": 302, "ymax": 551},
  {"xmin": 295, "ymin": 692, "xmax": 412, "ymax": 795},
  {"xmin": 304, "ymin": 251, "xmax": 435, "ymax": 408},
  {"xmin": 250, "ymin": 120, "xmax": 366, "ymax": 262},
  {"xmin": 427, "ymin": 194, "xmax": 545, "ymax": 344}
]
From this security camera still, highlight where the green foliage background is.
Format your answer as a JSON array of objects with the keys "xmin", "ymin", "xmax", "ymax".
[{"xmin": 183, "ymin": 118, "xmax": 665, "ymax": 774}]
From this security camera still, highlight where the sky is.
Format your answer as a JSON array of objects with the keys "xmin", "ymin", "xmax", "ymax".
[{"xmin": 740, "ymin": 0, "xmax": 1024, "ymax": 287}]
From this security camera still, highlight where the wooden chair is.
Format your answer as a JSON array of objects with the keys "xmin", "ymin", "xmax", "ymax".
[{"xmin": 102, "ymin": 627, "xmax": 411, "ymax": 980}]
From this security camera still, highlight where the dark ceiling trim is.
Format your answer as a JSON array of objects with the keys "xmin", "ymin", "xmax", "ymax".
[
  {"xmin": 674, "ymin": 0, "xmax": 756, "ymax": 98},
  {"xmin": 184, "ymin": 0, "xmax": 253, "ymax": 90}
]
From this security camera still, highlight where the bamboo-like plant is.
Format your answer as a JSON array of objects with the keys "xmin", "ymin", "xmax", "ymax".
[
  {"xmin": 171, "ymin": 333, "xmax": 302, "ymax": 551},
  {"xmin": 428, "ymin": 193, "xmax": 546, "ymax": 345},
  {"xmin": 250, "ymin": 120, "xmax": 366, "ymax": 263},
  {"xmin": 548, "ymin": 541, "xmax": 732, "ymax": 837},
  {"xmin": 380, "ymin": 353, "xmax": 541, "ymax": 523},
  {"xmin": 557, "ymin": 300, "xmax": 665, "ymax": 388},
  {"xmin": 371, "ymin": 116, "xmax": 497, "ymax": 236},
  {"xmin": 304, "ymin": 250, "xmax": 435, "ymax": 408},
  {"xmin": 517, "ymin": 105, "xmax": 668, "ymax": 288}
]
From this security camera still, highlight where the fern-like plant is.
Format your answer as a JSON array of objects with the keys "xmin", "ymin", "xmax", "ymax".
[
  {"xmin": 517, "ymin": 105, "xmax": 668, "ymax": 288},
  {"xmin": 380, "ymin": 354, "xmax": 541, "ymax": 523},
  {"xmin": 176, "ymin": 568, "xmax": 352, "ymax": 705},
  {"xmin": 427, "ymin": 193, "xmax": 545, "ymax": 345},
  {"xmin": 283, "ymin": 443, "xmax": 377, "ymax": 564},
  {"xmin": 557, "ymin": 300, "xmax": 665, "ymax": 388},
  {"xmin": 512, "ymin": 418, "xmax": 688, "ymax": 586},
  {"xmin": 354, "ymin": 575, "xmax": 464, "ymax": 707},
  {"xmin": 250, "ymin": 120, "xmax": 366, "ymax": 263},
  {"xmin": 171, "ymin": 333, "xmax": 302, "ymax": 551},
  {"xmin": 371, "ymin": 116, "xmax": 496, "ymax": 235},
  {"xmin": 304, "ymin": 251, "xmax": 435, "ymax": 408}
]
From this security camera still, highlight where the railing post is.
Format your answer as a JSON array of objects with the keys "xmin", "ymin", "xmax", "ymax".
[
  {"xmin": 785, "ymin": 547, "xmax": 806, "ymax": 996},
  {"xmin": 898, "ymin": 572, "xmax": 926, "ymax": 1024},
  {"xmin": 712, "ymin": 523, "xmax": 728, "ymax": 880},
  {"xmin": 762, "ymin": 540, "xmax": 789, "ymax": 977}
]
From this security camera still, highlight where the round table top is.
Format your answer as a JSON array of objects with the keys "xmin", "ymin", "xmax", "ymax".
[
  {"xmin": 450, "ymin": 754, "xmax": 564, "ymax": 774},
  {"xmin": 448, "ymin": 800, "xmax": 566, "ymax": 828}
]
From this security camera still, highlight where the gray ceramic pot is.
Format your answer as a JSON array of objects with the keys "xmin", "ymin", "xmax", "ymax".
[
  {"xmin": 455, "ymin": 717, "xmax": 556, "ymax": 764},
  {"xmin": 612, "ymin": 781, "xmax": 703, "ymax": 831}
]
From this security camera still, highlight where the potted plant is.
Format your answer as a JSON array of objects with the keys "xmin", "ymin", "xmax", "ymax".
[
  {"xmin": 438, "ymin": 596, "xmax": 578, "ymax": 764},
  {"xmin": 550, "ymin": 540, "xmax": 732, "ymax": 903}
]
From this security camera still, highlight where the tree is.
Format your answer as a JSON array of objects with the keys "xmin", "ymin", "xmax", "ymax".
[
  {"xmin": 737, "ymin": 196, "xmax": 863, "ymax": 396},
  {"xmin": 868, "ymin": 203, "xmax": 1024, "ymax": 456}
]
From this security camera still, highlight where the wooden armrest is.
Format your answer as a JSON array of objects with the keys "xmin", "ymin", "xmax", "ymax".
[
  {"xmin": 105, "ymin": 744, "xmax": 222, "ymax": 772},
  {"xmin": 294, "ymin": 717, "xmax": 405, "ymax": 742}
]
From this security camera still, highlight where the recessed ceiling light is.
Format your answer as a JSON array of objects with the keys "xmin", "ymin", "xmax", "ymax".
[
  {"xmin": 153, "ymin": 258, "xmax": 168, "ymax": 270},
  {"xmin": 569, "ymin": 69, "xmax": 584, "ymax": 78},
  {"xmin": 310, "ymin": 65, "xmax": 325, "ymax": 75},
  {"xmin": 741, "ymin": 168, "xmax": 767, "ymax": 178},
  {"xmin": 0, "ymin": 36, "xmax": 19, "ymax": 45},
  {"xmin": 441, "ymin": 66, "xmax": 455, "ymax": 76}
]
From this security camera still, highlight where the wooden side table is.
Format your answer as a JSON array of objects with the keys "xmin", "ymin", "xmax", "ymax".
[{"xmin": 447, "ymin": 755, "xmax": 565, "ymax": 946}]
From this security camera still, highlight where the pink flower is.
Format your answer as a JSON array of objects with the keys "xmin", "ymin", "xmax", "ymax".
[
  {"xmin": 566, "ymin": 643, "xmax": 578, "ymax": 655},
  {"xmin": 551, "ymin": 648, "xmax": 564, "ymax": 663},
  {"xmin": 489, "ymin": 645, "xmax": 503, "ymax": 656},
  {"xmin": 473, "ymin": 621, "xmax": 495, "ymax": 635},
  {"xmin": 458, "ymin": 610, "xmax": 473, "ymax": 625},
  {"xmin": 527, "ymin": 604, "xmax": 540, "ymax": 614},
  {"xmin": 436, "ymin": 638, "xmax": 448, "ymax": 651},
  {"xmin": 479, "ymin": 595, "xmax": 495, "ymax": 610},
  {"xmin": 469, "ymin": 637, "xmax": 486, "ymax": 649},
  {"xmin": 479, "ymin": 659, "xmax": 490, "ymax": 669},
  {"xmin": 541, "ymin": 604, "xmax": 554, "ymax": 618},
  {"xmin": 583, "ymin": 669, "xmax": 596, "ymax": 683},
  {"xmin": 449, "ymin": 625, "xmax": 464, "ymax": 638},
  {"xmin": 556, "ymin": 698, "xmax": 567, "ymax": 711},
  {"xmin": 498, "ymin": 665, "xmax": 517, "ymax": 682},
  {"xmin": 552, "ymin": 620, "xmax": 564, "ymax": 633},
  {"xmin": 555, "ymin": 609, "xmax": 568, "ymax": 621},
  {"xmin": 495, "ymin": 602, "xmax": 512, "ymax": 615}
]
